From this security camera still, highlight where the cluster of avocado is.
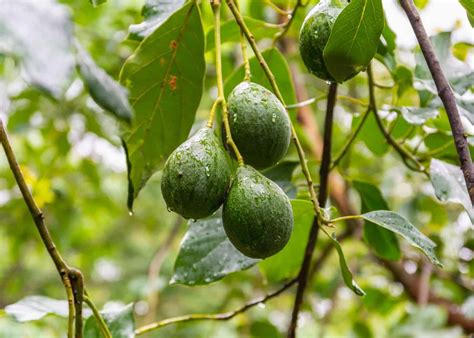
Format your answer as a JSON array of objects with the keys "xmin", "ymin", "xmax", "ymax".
[{"xmin": 161, "ymin": 82, "xmax": 293, "ymax": 259}]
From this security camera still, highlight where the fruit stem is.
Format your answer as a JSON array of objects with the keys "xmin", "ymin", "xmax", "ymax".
[
  {"xmin": 235, "ymin": 0, "xmax": 251, "ymax": 82},
  {"xmin": 212, "ymin": 0, "xmax": 245, "ymax": 166},
  {"xmin": 206, "ymin": 98, "xmax": 222, "ymax": 128},
  {"xmin": 226, "ymin": 0, "xmax": 324, "ymax": 217}
]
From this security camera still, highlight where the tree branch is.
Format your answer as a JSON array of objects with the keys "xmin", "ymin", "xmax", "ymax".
[
  {"xmin": 399, "ymin": 0, "xmax": 474, "ymax": 204},
  {"xmin": 287, "ymin": 83, "xmax": 337, "ymax": 338},
  {"xmin": 273, "ymin": 0, "xmax": 302, "ymax": 44},
  {"xmin": 135, "ymin": 277, "xmax": 297, "ymax": 335}
]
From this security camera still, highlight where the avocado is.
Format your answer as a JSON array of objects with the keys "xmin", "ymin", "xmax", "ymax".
[
  {"xmin": 223, "ymin": 165, "xmax": 293, "ymax": 259},
  {"xmin": 227, "ymin": 82, "xmax": 291, "ymax": 169},
  {"xmin": 161, "ymin": 127, "xmax": 231, "ymax": 219},
  {"xmin": 299, "ymin": 0, "xmax": 348, "ymax": 82}
]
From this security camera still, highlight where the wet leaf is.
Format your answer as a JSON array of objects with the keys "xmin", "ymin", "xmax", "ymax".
[
  {"xmin": 430, "ymin": 158, "xmax": 474, "ymax": 221},
  {"xmin": 353, "ymin": 181, "xmax": 401, "ymax": 261},
  {"xmin": 362, "ymin": 211, "xmax": 442, "ymax": 266},
  {"xmin": 128, "ymin": 0, "xmax": 185, "ymax": 41},
  {"xmin": 5, "ymin": 296, "xmax": 91, "ymax": 322},
  {"xmin": 399, "ymin": 106, "xmax": 439, "ymax": 125},
  {"xmin": 262, "ymin": 161, "xmax": 299, "ymax": 198},
  {"xmin": 121, "ymin": 1, "xmax": 205, "ymax": 210},
  {"xmin": 172, "ymin": 210, "xmax": 258, "ymax": 286}
]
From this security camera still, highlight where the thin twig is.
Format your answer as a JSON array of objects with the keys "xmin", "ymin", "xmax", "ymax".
[
  {"xmin": 135, "ymin": 277, "xmax": 297, "ymax": 335},
  {"xmin": 399, "ymin": 0, "xmax": 474, "ymax": 203},
  {"xmin": 367, "ymin": 64, "xmax": 429, "ymax": 177},
  {"xmin": 288, "ymin": 83, "xmax": 338, "ymax": 338},
  {"xmin": 70, "ymin": 269, "xmax": 84, "ymax": 338},
  {"xmin": 273, "ymin": 0, "xmax": 302, "ymax": 44},
  {"xmin": 0, "ymin": 119, "xmax": 78, "ymax": 335},
  {"xmin": 234, "ymin": 0, "xmax": 251, "ymax": 81}
]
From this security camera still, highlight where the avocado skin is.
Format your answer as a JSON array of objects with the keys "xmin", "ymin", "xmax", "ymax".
[
  {"xmin": 299, "ymin": 0, "xmax": 347, "ymax": 82},
  {"xmin": 161, "ymin": 127, "xmax": 231, "ymax": 220},
  {"xmin": 227, "ymin": 82, "xmax": 291, "ymax": 169},
  {"xmin": 223, "ymin": 165, "xmax": 293, "ymax": 259}
]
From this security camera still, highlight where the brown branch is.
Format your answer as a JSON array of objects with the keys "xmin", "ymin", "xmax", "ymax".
[
  {"xmin": 382, "ymin": 260, "xmax": 474, "ymax": 333},
  {"xmin": 0, "ymin": 120, "xmax": 107, "ymax": 338},
  {"xmin": 288, "ymin": 83, "xmax": 338, "ymax": 338},
  {"xmin": 135, "ymin": 277, "xmax": 297, "ymax": 335},
  {"xmin": 399, "ymin": 0, "xmax": 474, "ymax": 204}
]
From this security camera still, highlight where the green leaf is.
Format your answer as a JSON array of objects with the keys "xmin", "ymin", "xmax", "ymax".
[
  {"xmin": 206, "ymin": 17, "xmax": 281, "ymax": 51},
  {"xmin": 259, "ymin": 200, "xmax": 313, "ymax": 282},
  {"xmin": 330, "ymin": 232, "xmax": 365, "ymax": 296},
  {"xmin": 323, "ymin": 0, "xmax": 384, "ymax": 82},
  {"xmin": 5, "ymin": 296, "xmax": 90, "ymax": 322},
  {"xmin": 172, "ymin": 210, "xmax": 258, "ymax": 286},
  {"xmin": 376, "ymin": 21, "xmax": 397, "ymax": 74},
  {"xmin": 224, "ymin": 48, "xmax": 296, "ymax": 113},
  {"xmin": 459, "ymin": 0, "xmax": 474, "ymax": 27},
  {"xmin": 399, "ymin": 106, "xmax": 439, "ymax": 125},
  {"xmin": 352, "ymin": 181, "xmax": 401, "ymax": 261},
  {"xmin": 355, "ymin": 112, "xmax": 389, "ymax": 156},
  {"xmin": 262, "ymin": 161, "xmax": 299, "ymax": 198},
  {"xmin": 84, "ymin": 303, "xmax": 134, "ymax": 338},
  {"xmin": 430, "ymin": 158, "xmax": 474, "ymax": 221},
  {"xmin": 89, "ymin": 0, "xmax": 107, "ymax": 7},
  {"xmin": 0, "ymin": 1, "xmax": 74, "ymax": 97},
  {"xmin": 128, "ymin": 0, "xmax": 185, "ymax": 41},
  {"xmin": 76, "ymin": 43, "xmax": 133, "ymax": 123},
  {"xmin": 120, "ymin": 2, "xmax": 205, "ymax": 210},
  {"xmin": 361, "ymin": 211, "xmax": 442, "ymax": 266}
]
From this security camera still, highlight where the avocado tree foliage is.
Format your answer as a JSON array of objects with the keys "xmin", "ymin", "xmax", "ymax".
[{"xmin": 0, "ymin": 0, "xmax": 473, "ymax": 337}]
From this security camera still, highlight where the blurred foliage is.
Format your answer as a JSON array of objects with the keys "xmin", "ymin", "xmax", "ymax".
[{"xmin": 0, "ymin": 0, "xmax": 473, "ymax": 337}]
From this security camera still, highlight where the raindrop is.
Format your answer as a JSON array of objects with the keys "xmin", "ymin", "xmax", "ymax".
[
  {"xmin": 257, "ymin": 302, "xmax": 266, "ymax": 309},
  {"xmin": 128, "ymin": 211, "xmax": 134, "ymax": 216}
]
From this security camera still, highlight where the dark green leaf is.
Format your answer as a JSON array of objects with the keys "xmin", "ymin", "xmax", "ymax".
[
  {"xmin": 362, "ymin": 211, "xmax": 442, "ymax": 266},
  {"xmin": 259, "ymin": 200, "xmax": 313, "ymax": 282},
  {"xmin": 84, "ymin": 304, "xmax": 134, "ymax": 338},
  {"xmin": 206, "ymin": 17, "xmax": 281, "ymax": 51},
  {"xmin": 128, "ymin": 0, "xmax": 185, "ymax": 41},
  {"xmin": 323, "ymin": 0, "xmax": 384, "ymax": 82},
  {"xmin": 330, "ymin": 232, "xmax": 365, "ymax": 296},
  {"xmin": 172, "ymin": 210, "xmax": 258, "ymax": 285},
  {"xmin": 430, "ymin": 158, "xmax": 474, "ymax": 220},
  {"xmin": 459, "ymin": 0, "xmax": 474, "ymax": 27},
  {"xmin": 120, "ymin": 2, "xmax": 205, "ymax": 210},
  {"xmin": 76, "ymin": 43, "xmax": 133, "ymax": 123},
  {"xmin": 262, "ymin": 161, "xmax": 299, "ymax": 198},
  {"xmin": 352, "ymin": 181, "xmax": 401, "ymax": 261},
  {"xmin": 0, "ymin": 1, "xmax": 74, "ymax": 97},
  {"xmin": 5, "ymin": 296, "xmax": 90, "ymax": 322},
  {"xmin": 224, "ymin": 48, "xmax": 296, "ymax": 114}
]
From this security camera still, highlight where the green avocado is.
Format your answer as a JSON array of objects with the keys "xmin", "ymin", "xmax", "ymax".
[
  {"xmin": 161, "ymin": 127, "xmax": 231, "ymax": 220},
  {"xmin": 227, "ymin": 82, "xmax": 291, "ymax": 169},
  {"xmin": 299, "ymin": 0, "xmax": 348, "ymax": 82},
  {"xmin": 223, "ymin": 165, "xmax": 293, "ymax": 259}
]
